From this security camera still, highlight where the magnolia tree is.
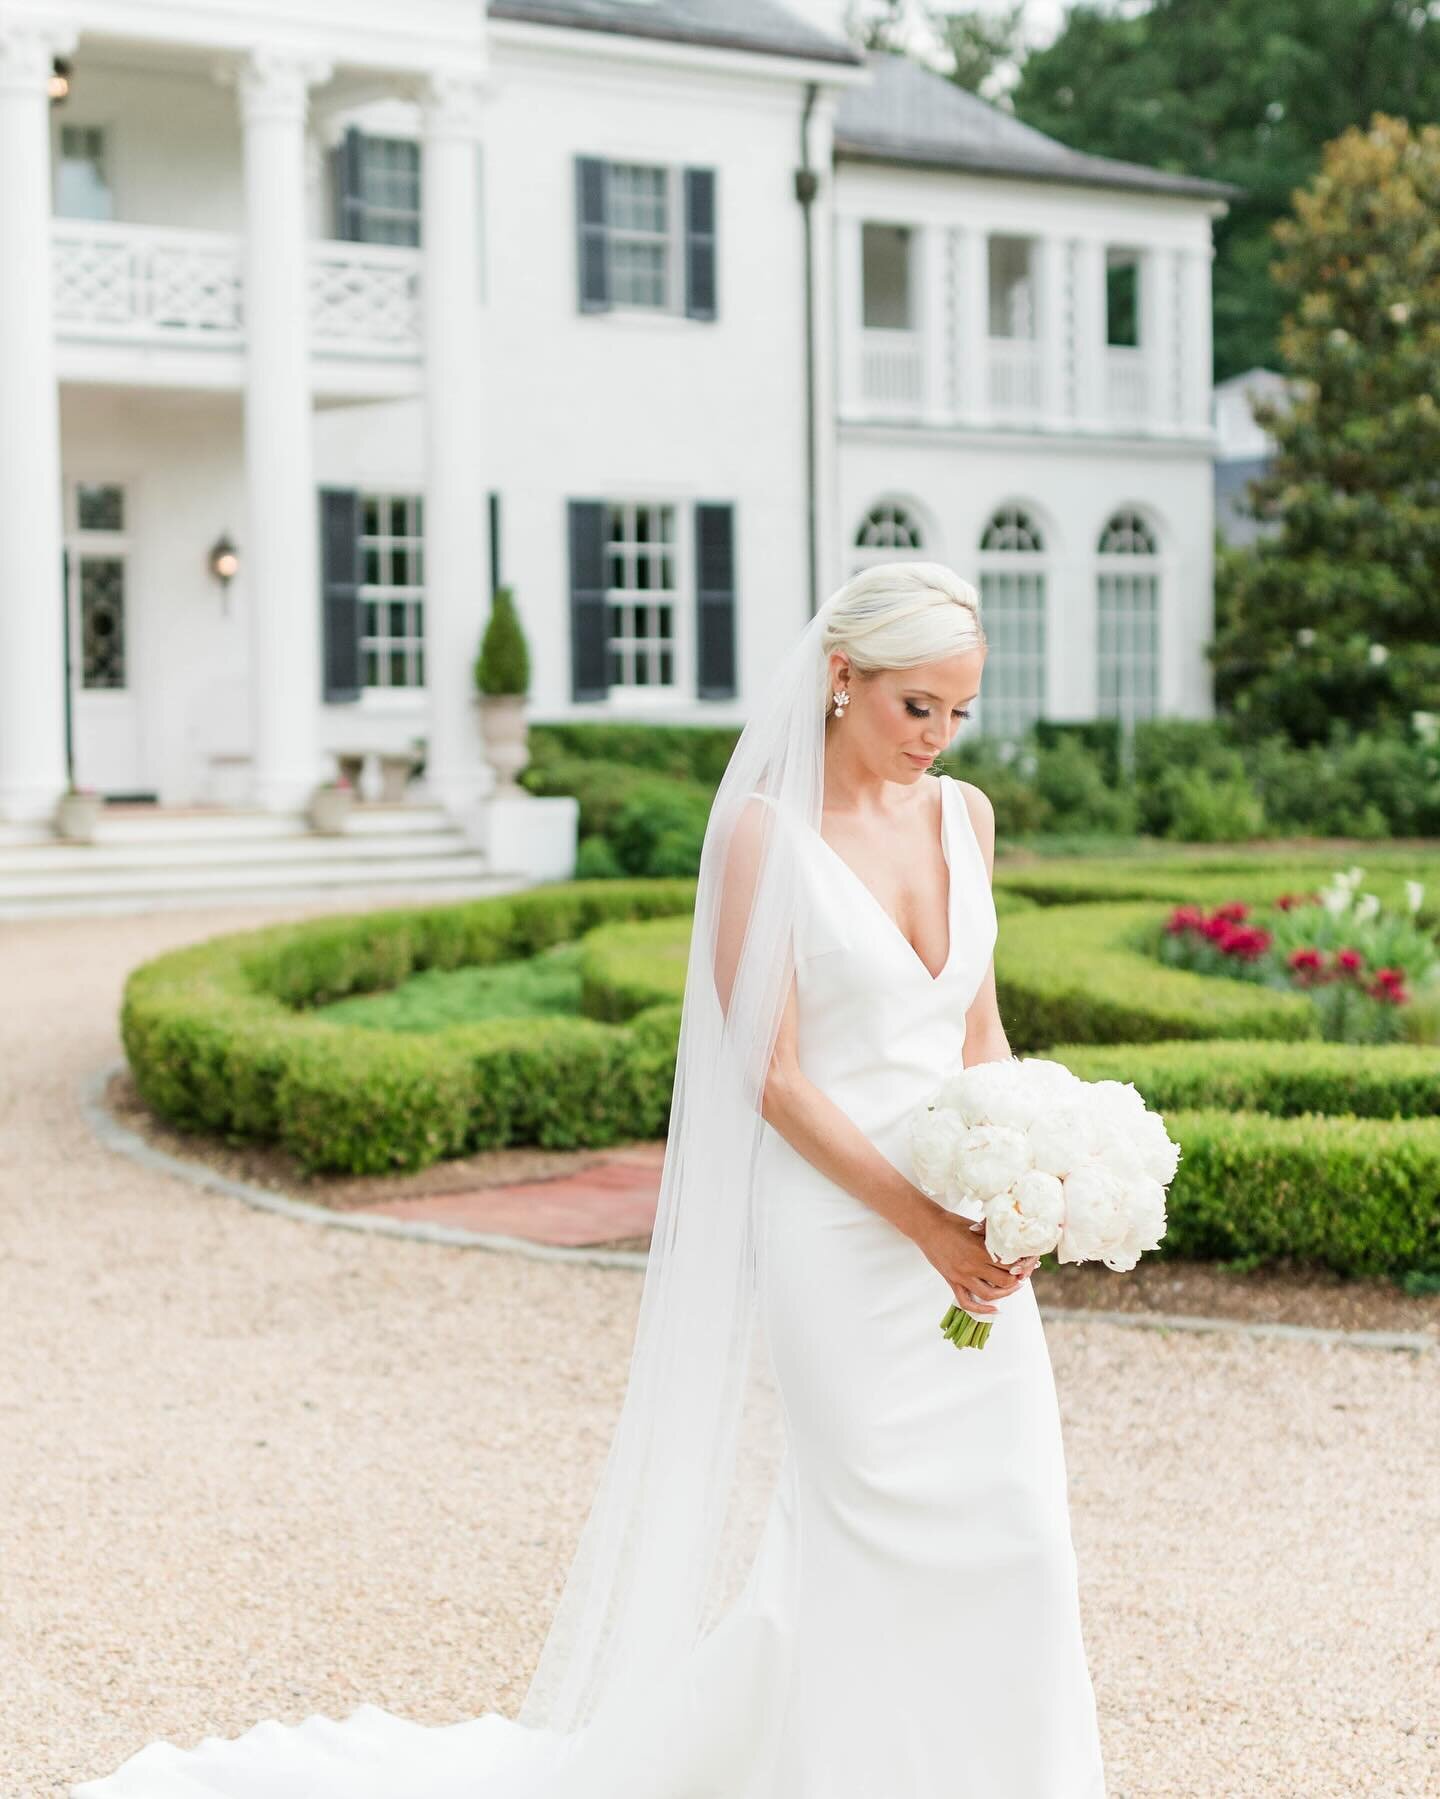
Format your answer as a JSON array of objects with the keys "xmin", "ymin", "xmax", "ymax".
[{"xmin": 1212, "ymin": 114, "xmax": 1440, "ymax": 747}]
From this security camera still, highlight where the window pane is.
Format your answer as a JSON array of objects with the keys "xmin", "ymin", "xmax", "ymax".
[
  {"xmin": 862, "ymin": 223, "xmax": 912, "ymax": 330},
  {"xmin": 80, "ymin": 557, "xmax": 126, "ymax": 689},
  {"xmin": 56, "ymin": 125, "xmax": 112, "ymax": 221},
  {"xmin": 358, "ymin": 490, "xmax": 427, "ymax": 689},
  {"xmin": 1106, "ymin": 251, "xmax": 1140, "ymax": 348},
  {"xmin": 77, "ymin": 483, "xmax": 124, "ymax": 532},
  {"xmin": 988, "ymin": 235, "xmax": 1035, "ymax": 339}
]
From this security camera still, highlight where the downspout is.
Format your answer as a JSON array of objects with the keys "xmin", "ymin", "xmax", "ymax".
[{"xmin": 795, "ymin": 82, "xmax": 820, "ymax": 619}]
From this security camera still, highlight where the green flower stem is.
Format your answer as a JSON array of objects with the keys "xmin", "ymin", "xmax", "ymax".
[{"xmin": 939, "ymin": 1303, "xmax": 993, "ymax": 1350}]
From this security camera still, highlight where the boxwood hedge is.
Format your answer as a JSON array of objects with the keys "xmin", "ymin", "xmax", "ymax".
[{"xmin": 122, "ymin": 880, "xmax": 694, "ymax": 1175}]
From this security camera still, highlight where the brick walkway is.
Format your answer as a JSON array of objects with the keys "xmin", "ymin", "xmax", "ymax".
[{"xmin": 362, "ymin": 1143, "xmax": 666, "ymax": 1247}]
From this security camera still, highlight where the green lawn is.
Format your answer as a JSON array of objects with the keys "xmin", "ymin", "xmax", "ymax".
[{"xmin": 321, "ymin": 942, "xmax": 587, "ymax": 1032}]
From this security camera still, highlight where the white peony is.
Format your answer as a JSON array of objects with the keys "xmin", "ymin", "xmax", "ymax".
[
  {"xmin": 952, "ymin": 1122, "xmax": 1034, "ymax": 1202},
  {"xmin": 982, "ymin": 1168, "xmax": 1065, "ymax": 1262},
  {"xmin": 907, "ymin": 1105, "xmax": 972, "ymax": 1204},
  {"xmin": 1130, "ymin": 1108, "xmax": 1182, "ymax": 1184},
  {"xmin": 1103, "ymin": 1176, "xmax": 1169, "ymax": 1272},
  {"xmin": 1056, "ymin": 1164, "xmax": 1130, "ymax": 1264}
]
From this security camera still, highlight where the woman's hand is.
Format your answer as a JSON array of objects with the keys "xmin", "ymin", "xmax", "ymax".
[{"xmin": 913, "ymin": 1207, "xmax": 1038, "ymax": 1315}]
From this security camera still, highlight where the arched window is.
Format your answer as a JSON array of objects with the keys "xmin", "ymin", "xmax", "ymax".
[
  {"xmin": 1096, "ymin": 509, "xmax": 1161, "ymax": 730},
  {"xmin": 975, "ymin": 506, "xmax": 1048, "ymax": 742},
  {"xmin": 850, "ymin": 501, "xmax": 928, "ymax": 576}
]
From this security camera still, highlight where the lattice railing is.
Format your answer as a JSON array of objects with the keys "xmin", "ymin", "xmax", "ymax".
[
  {"xmin": 1105, "ymin": 347, "xmax": 1149, "ymax": 424},
  {"xmin": 52, "ymin": 221, "xmax": 422, "ymax": 361},
  {"xmin": 52, "ymin": 221, "xmax": 244, "ymax": 344},
  {"xmin": 309, "ymin": 243, "xmax": 421, "ymax": 357}
]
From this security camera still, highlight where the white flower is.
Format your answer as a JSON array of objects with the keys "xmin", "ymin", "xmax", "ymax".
[
  {"xmin": 1295, "ymin": 627, "xmax": 1317, "ymax": 647},
  {"xmin": 1027, "ymin": 1103, "xmax": 1109, "ymax": 1178},
  {"xmin": 983, "ymin": 1168, "xmax": 1065, "ymax": 1261},
  {"xmin": 1405, "ymin": 880, "xmax": 1425, "ymax": 915},
  {"xmin": 1388, "ymin": 301, "xmax": 1410, "ymax": 324},
  {"xmin": 953, "ymin": 1122, "xmax": 1034, "ymax": 1202},
  {"xmin": 1368, "ymin": 642, "xmax": 1389, "ymax": 666},
  {"xmin": 1056, "ymin": 1164, "xmax": 1130, "ymax": 1264},
  {"xmin": 1328, "ymin": 326, "xmax": 1350, "ymax": 346},
  {"xmin": 1354, "ymin": 892, "xmax": 1381, "ymax": 924},
  {"xmin": 1130, "ymin": 1109, "xmax": 1183, "ymax": 1185},
  {"xmin": 1344, "ymin": 865, "xmax": 1365, "ymax": 887},
  {"xmin": 1319, "ymin": 882, "xmax": 1354, "ymax": 916},
  {"xmin": 1104, "ymin": 1177, "xmax": 1169, "ymax": 1271},
  {"xmin": 908, "ymin": 1105, "xmax": 973, "ymax": 1204}
]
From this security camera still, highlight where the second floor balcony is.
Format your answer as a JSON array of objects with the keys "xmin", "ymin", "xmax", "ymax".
[
  {"xmin": 51, "ymin": 219, "xmax": 422, "ymax": 395},
  {"xmin": 840, "ymin": 217, "xmax": 1213, "ymax": 440}
]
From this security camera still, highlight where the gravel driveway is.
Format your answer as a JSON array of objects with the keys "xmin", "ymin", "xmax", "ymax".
[{"xmin": 1, "ymin": 905, "xmax": 1435, "ymax": 1798}]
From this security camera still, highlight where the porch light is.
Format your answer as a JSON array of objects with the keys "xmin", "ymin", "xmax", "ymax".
[
  {"xmin": 208, "ymin": 531, "xmax": 239, "ymax": 611},
  {"xmin": 48, "ymin": 58, "xmax": 72, "ymax": 104}
]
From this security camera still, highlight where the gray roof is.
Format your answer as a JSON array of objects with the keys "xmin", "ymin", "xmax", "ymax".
[
  {"xmin": 835, "ymin": 52, "xmax": 1241, "ymax": 202},
  {"xmin": 488, "ymin": 0, "xmax": 862, "ymax": 66}
]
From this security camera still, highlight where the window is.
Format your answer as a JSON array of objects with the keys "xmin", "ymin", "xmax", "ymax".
[
  {"xmin": 1106, "ymin": 249, "xmax": 1140, "ymax": 347},
  {"xmin": 861, "ymin": 223, "xmax": 913, "ymax": 330},
  {"xmin": 359, "ymin": 494, "xmax": 425, "ymax": 689},
  {"xmin": 988, "ymin": 235, "xmax": 1036, "ymax": 339},
  {"xmin": 576, "ymin": 158, "xmax": 717, "ymax": 320},
  {"xmin": 976, "ymin": 507, "xmax": 1047, "ymax": 741},
  {"xmin": 604, "ymin": 503, "xmax": 677, "ymax": 688},
  {"xmin": 608, "ymin": 164, "xmax": 671, "ymax": 308},
  {"xmin": 333, "ymin": 129, "xmax": 421, "ymax": 246},
  {"xmin": 1096, "ymin": 509, "xmax": 1160, "ymax": 729},
  {"xmin": 70, "ymin": 482, "xmax": 127, "ymax": 690},
  {"xmin": 55, "ymin": 124, "xmax": 113, "ymax": 220},
  {"xmin": 852, "ymin": 500, "xmax": 927, "ymax": 574}
]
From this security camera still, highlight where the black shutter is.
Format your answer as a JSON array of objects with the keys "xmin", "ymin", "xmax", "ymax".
[
  {"xmin": 332, "ymin": 128, "xmax": 367, "ymax": 242},
  {"xmin": 683, "ymin": 167, "xmax": 717, "ymax": 321},
  {"xmin": 568, "ymin": 499, "xmax": 608, "ymax": 700},
  {"xmin": 487, "ymin": 490, "xmax": 501, "ymax": 603},
  {"xmin": 319, "ymin": 488, "xmax": 363, "ymax": 702},
  {"xmin": 695, "ymin": 501, "xmax": 736, "ymax": 699},
  {"xmin": 576, "ymin": 157, "xmax": 610, "ymax": 312}
]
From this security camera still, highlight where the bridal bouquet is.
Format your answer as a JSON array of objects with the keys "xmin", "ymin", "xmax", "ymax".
[{"xmin": 907, "ymin": 1056, "xmax": 1180, "ymax": 1351}]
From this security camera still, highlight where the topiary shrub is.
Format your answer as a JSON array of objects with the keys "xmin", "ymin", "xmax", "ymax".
[{"xmin": 474, "ymin": 585, "xmax": 531, "ymax": 696}]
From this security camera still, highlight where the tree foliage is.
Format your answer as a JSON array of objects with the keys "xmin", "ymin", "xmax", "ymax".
[
  {"xmin": 1210, "ymin": 115, "xmax": 1440, "ymax": 745},
  {"xmin": 1010, "ymin": 0, "xmax": 1440, "ymax": 379}
]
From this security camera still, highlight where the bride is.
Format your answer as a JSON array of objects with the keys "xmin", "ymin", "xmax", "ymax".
[{"xmin": 75, "ymin": 564, "xmax": 1107, "ymax": 1798}]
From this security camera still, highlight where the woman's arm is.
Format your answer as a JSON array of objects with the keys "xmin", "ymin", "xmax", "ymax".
[{"xmin": 957, "ymin": 782, "xmax": 1013, "ymax": 1069}]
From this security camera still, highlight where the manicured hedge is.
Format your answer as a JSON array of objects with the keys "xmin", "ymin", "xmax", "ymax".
[
  {"xmin": 994, "ymin": 853, "xmax": 1440, "ymax": 917},
  {"xmin": 1046, "ymin": 1039, "xmax": 1440, "ymax": 1119},
  {"xmin": 994, "ymin": 902, "xmax": 1319, "ymax": 1050},
  {"xmin": 1143, "ymin": 1110, "xmax": 1440, "ymax": 1279},
  {"xmin": 122, "ymin": 880, "xmax": 695, "ymax": 1174}
]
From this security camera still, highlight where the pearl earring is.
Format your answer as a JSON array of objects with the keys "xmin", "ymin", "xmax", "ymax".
[{"xmin": 831, "ymin": 688, "xmax": 851, "ymax": 719}]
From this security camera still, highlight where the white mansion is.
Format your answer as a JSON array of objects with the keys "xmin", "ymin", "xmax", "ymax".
[{"xmin": 0, "ymin": 0, "xmax": 1235, "ymax": 826}]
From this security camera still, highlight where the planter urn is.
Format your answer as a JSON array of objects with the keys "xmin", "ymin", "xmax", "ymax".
[{"xmin": 478, "ymin": 692, "xmax": 530, "ymax": 797}]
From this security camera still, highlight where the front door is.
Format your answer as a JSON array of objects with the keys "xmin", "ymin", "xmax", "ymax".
[{"xmin": 65, "ymin": 479, "xmax": 146, "ymax": 797}]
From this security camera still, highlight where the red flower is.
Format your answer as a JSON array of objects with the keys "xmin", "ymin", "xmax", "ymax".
[
  {"xmin": 1334, "ymin": 948, "xmax": 1364, "ymax": 973},
  {"xmin": 1214, "ymin": 901, "xmax": 1249, "ymax": 922},
  {"xmin": 1165, "ymin": 905, "xmax": 1205, "ymax": 935},
  {"xmin": 1289, "ymin": 948, "xmax": 1323, "ymax": 972}
]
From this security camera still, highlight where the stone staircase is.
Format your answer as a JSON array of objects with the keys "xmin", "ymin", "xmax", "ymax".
[{"xmin": 0, "ymin": 803, "xmax": 530, "ymax": 919}]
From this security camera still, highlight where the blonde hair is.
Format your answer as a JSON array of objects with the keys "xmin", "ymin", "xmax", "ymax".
[{"xmin": 819, "ymin": 562, "xmax": 985, "ymax": 682}]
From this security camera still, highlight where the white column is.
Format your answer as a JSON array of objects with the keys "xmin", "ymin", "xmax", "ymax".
[
  {"xmin": 1072, "ymin": 237, "xmax": 1106, "ymax": 432},
  {"xmin": 419, "ymin": 69, "xmax": 489, "ymax": 813},
  {"xmin": 1179, "ymin": 244, "xmax": 1214, "ymax": 435},
  {"xmin": 953, "ymin": 224, "xmax": 989, "ymax": 428},
  {"xmin": 0, "ymin": 23, "xmax": 76, "ymax": 821},
  {"xmin": 228, "ymin": 49, "xmax": 332, "ymax": 811},
  {"xmin": 834, "ymin": 213, "xmax": 864, "ymax": 420},
  {"xmin": 922, "ymin": 224, "xmax": 951, "ymax": 426},
  {"xmin": 1039, "ymin": 235, "xmax": 1069, "ymax": 432},
  {"xmin": 1143, "ymin": 244, "xmax": 1179, "ymax": 436}
]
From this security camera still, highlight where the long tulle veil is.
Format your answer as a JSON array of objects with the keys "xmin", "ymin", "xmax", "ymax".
[{"xmin": 515, "ymin": 594, "xmax": 836, "ymax": 1751}]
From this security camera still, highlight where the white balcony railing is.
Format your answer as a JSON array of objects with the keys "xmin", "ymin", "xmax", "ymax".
[
  {"xmin": 1104, "ymin": 346, "xmax": 1149, "ymax": 423},
  {"xmin": 859, "ymin": 327, "xmax": 924, "ymax": 413},
  {"xmin": 986, "ymin": 337, "xmax": 1042, "ymax": 418},
  {"xmin": 51, "ymin": 220, "xmax": 422, "ymax": 360}
]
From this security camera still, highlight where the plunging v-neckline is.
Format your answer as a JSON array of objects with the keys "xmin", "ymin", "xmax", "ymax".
[{"xmin": 808, "ymin": 776, "xmax": 956, "ymax": 985}]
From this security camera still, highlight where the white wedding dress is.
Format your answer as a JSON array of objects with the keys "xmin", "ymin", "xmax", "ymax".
[{"xmin": 73, "ymin": 773, "xmax": 1106, "ymax": 1799}]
